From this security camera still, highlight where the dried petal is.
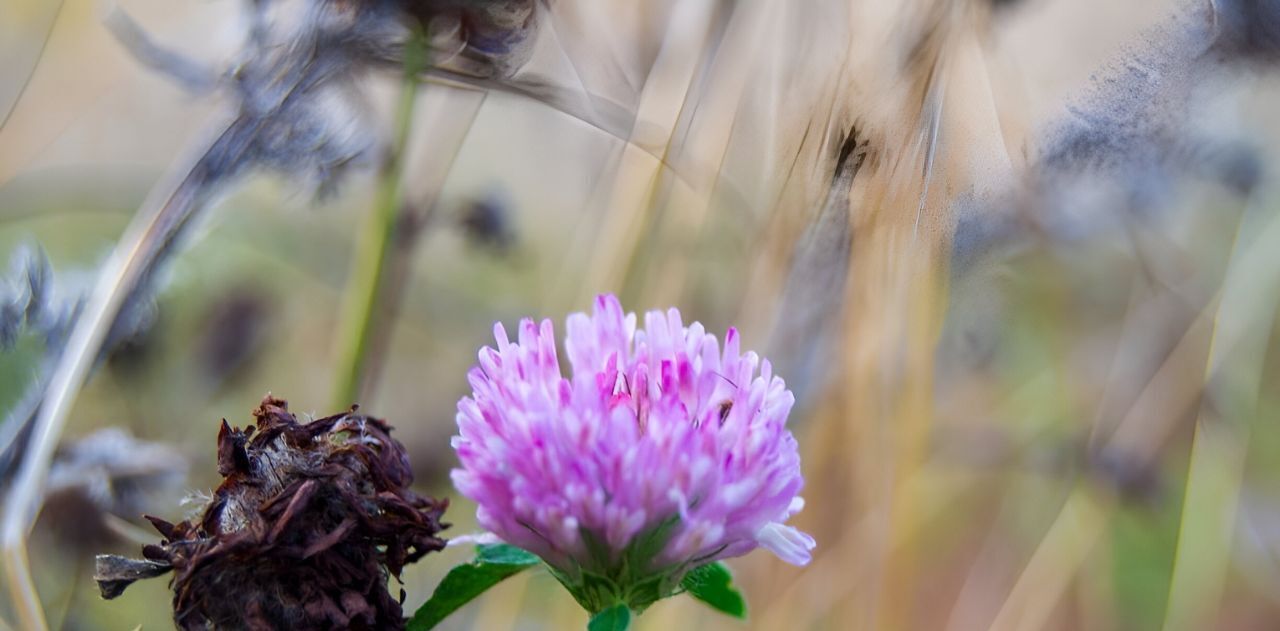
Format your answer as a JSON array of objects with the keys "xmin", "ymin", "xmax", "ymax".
[{"xmin": 93, "ymin": 555, "xmax": 172, "ymax": 599}]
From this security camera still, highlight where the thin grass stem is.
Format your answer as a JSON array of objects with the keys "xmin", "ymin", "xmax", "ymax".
[{"xmin": 330, "ymin": 34, "xmax": 426, "ymax": 409}]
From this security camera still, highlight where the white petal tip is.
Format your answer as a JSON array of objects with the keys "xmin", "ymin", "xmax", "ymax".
[
  {"xmin": 447, "ymin": 532, "xmax": 503, "ymax": 548},
  {"xmin": 786, "ymin": 496, "xmax": 806, "ymax": 517},
  {"xmin": 757, "ymin": 522, "xmax": 816, "ymax": 566}
]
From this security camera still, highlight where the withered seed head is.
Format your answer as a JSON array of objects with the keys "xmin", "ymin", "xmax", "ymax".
[{"xmin": 95, "ymin": 396, "xmax": 448, "ymax": 630}]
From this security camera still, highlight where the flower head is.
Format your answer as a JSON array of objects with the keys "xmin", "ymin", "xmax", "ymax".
[
  {"xmin": 94, "ymin": 397, "xmax": 448, "ymax": 630},
  {"xmin": 452, "ymin": 295, "xmax": 813, "ymax": 612}
]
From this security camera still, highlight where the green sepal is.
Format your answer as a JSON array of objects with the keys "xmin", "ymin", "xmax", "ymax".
[
  {"xmin": 548, "ymin": 560, "xmax": 681, "ymax": 615},
  {"xmin": 553, "ymin": 519, "xmax": 685, "ymax": 614}
]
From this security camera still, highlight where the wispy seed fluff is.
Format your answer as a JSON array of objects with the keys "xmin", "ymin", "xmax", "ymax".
[{"xmin": 452, "ymin": 295, "xmax": 814, "ymax": 584}]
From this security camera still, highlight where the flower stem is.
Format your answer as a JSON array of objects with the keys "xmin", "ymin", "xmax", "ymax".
[{"xmin": 330, "ymin": 34, "xmax": 425, "ymax": 409}]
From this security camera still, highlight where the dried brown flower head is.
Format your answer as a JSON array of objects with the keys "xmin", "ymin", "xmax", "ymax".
[{"xmin": 95, "ymin": 396, "xmax": 448, "ymax": 630}]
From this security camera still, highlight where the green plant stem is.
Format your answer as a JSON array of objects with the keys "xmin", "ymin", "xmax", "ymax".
[{"xmin": 331, "ymin": 35, "xmax": 425, "ymax": 409}]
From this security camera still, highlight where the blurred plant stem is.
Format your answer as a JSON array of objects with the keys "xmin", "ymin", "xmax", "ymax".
[
  {"xmin": 331, "ymin": 33, "xmax": 425, "ymax": 410},
  {"xmin": 1163, "ymin": 195, "xmax": 1280, "ymax": 631}
]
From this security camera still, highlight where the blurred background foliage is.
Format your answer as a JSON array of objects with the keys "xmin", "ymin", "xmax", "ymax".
[{"xmin": 4, "ymin": 0, "xmax": 1280, "ymax": 629}]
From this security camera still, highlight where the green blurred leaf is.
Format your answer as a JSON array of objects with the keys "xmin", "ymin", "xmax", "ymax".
[
  {"xmin": 1110, "ymin": 466, "xmax": 1184, "ymax": 631},
  {"xmin": 587, "ymin": 604, "xmax": 631, "ymax": 631},
  {"xmin": 1111, "ymin": 512, "xmax": 1176, "ymax": 630},
  {"xmin": 406, "ymin": 544, "xmax": 540, "ymax": 631},
  {"xmin": 680, "ymin": 562, "xmax": 747, "ymax": 619}
]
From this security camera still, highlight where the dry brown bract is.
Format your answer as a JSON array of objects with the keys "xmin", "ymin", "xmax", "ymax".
[{"xmin": 94, "ymin": 396, "xmax": 448, "ymax": 630}]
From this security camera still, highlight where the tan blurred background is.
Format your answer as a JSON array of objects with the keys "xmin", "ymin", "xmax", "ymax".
[{"xmin": 4, "ymin": 0, "xmax": 1280, "ymax": 629}]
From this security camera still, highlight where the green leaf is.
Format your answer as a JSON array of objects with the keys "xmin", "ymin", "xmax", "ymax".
[
  {"xmin": 407, "ymin": 544, "xmax": 540, "ymax": 630},
  {"xmin": 680, "ymin": 562, "xmax": 747, "ymax": 619},
  {"xmin": 587, "ymin": 604, "xmax": 632, "ymax": 631},
  {"xmin": 475, "ymin": 543, "xmax": 540, "ymax": 565}
]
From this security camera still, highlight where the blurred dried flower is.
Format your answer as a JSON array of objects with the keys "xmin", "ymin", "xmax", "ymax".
[
  {"xmin": 1214, "ymin": 0, "xmax": 1280, "ymax": 62},
  {"xmin": 102, "ymin": 0, "xmax": 551, "ymax": 199},
  {"xmin": 94, "ymin": 396, "xmax": 448, "ymax": 630},
  {"xmin": 0, "ymin": 245, "xmax": 158, "ymax": 475},
  {"xmin": 944, "ymin": 0, "xmax": 1275, "ymax": 359},
  {"xmin": 1086, "ymin": 445, "xmax": 1163, "ymax": 506},
  {"xmin": 457, "ymin": 191, "xmax": 517, "ymax": 254},
  {"xmin": 399, "ymin": 0, "xmax": 542, "ymax": 78},
  {"xmin": 42, "ymin": 428, "xmax": 187, "ymax": 548},
  {"xmin": 0, "ymin": 245, "xmax": 66, "ymax": 351},
  {"xmin": 953, "ymin": 0, "xmax": 1275, "ymax": 263},
  {"xmin": 196, "ymin": 286, "xmax": 274, "ymax": 391},
  {"xmin": 0, "ymin": 242, "xmax": 161, "ymax": 362}
]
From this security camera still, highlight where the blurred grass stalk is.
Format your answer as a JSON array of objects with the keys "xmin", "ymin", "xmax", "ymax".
[
  {"xmin": 988, "ymin": 490, "xmax": 1110, "ymax": 631},
  {"xmin": 330, "ymin": 34, "xmax": 425, "ymax": 409},
  {"xmin": 980, "ymin": 190, "xmax": 1280, "ymax": 631},
  {"xmin": 838, "ymin": 211, "xmax": 950, "ymax": 631},
  {"xmin": 569, "ymin": 0, "xmax": 716, "ymax": 310},
  {"xmin": 1164, "ymin": 194, "xmax": 1280, "ymax": 631}
]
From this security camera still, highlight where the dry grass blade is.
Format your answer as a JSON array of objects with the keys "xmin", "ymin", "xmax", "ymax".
[
  {"xmin": 987, "ymin": 490, "xmax": 1109, "ymax": 631},
  {"xmin": 570, "ymin": 0, "xmax": 718, "ymax": 305},
  {"xmin": 420, "ymin": 69, "xmax": 638, "ymax": 149},
  {"xmin": 1164, "ymin": 193, "xmax": 1280, "ymax": 630}
]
